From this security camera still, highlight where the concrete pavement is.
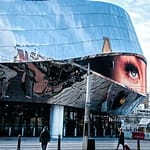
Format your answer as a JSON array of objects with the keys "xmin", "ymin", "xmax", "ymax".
[{"xmin": 0, "ymin": 137, "xmax": 149, "ymax": 150}]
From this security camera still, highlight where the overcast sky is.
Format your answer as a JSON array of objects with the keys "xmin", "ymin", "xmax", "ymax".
[{"xmin": 92, "ymin": 0, "xmax": 150, "ymax": 92}]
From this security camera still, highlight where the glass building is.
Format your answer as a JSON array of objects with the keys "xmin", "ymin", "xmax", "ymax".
[
  {"xmin": 0, "ymin": 0, "xmax": 147, "ymax": 138},
  {"xmin": 0, "ymin": 0, "xmax": 144, "ymax": 60}
]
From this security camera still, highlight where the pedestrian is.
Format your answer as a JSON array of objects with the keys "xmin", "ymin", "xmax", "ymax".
[
  {"xmin": 116, "ymin": 128, "xmax": 124, "ymax": 150},
  {"xmin": 39, "ymin": 126, "xmax": 50, "ymax": 150}
]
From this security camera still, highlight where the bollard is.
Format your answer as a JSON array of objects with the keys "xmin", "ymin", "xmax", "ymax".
[
  {"xmin": 57, "ymin": 134, "xmax": 61, "ymax": 150},
  {"xmin": 17, "ymin": 134, "xmax": 21, "ymax": 150},
  {"xmin": 137, "ymin": 138, "xmax": 140, "ymax": 150},
  {"xmin": 87, "ymin": 139, "xmax": 95, "ymax": 150}
]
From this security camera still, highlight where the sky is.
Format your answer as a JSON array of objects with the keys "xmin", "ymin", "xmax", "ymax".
[{"xmin": 92, "ymin": 0, "xmax": 150, "ymax": 92}]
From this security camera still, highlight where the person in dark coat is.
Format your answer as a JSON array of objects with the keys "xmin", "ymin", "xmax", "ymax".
[
  {"xmin": 39, "ymin": 126, "xmax": 50, "ymax": 150},
  {"xmin": 116, "ymin": 128, "xmax": 124, "ymax": 150}
]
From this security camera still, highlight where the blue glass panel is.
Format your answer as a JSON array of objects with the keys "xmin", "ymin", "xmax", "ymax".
[
  {"xmin": 103, "ymin": 14, "xmax": 110, "ymax": 26},
  {"xmin": 0, "ymin": 0, "xmax": 144, "ymax": 60},
  {"xmin": 111, "ymin": 40, "xmax": 118, "ymax": 51},
  {"xmin": 119, "ymin": 28, "xmax": 125, "ymax": 39},
  {"xmin": 95, "ymin": 27, "xmax": 102, "ymax": 39},
  {"xmin": 108, "ymin": 27, "xmax": 114, "ymax": 38},
  {"xmin": 88, "ymin": 2, "xmax": 106, "ymax": 14},
  {"xmin": 90, "ymin": 41, "xmax": 101, "ymax": 54},
  {"xmin": 71, "ymin": 5, "xmax": 88, "ymax": 14},
  {"xmin": 42, "ymin": 45, "xmax": 56, "ymax": 59}
]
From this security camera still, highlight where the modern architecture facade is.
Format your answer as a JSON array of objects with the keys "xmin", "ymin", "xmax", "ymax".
[{"xmin": 0, "ymin": 0, "xmax": 147, "ymax": 138}]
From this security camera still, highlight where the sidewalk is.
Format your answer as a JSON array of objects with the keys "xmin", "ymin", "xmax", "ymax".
[
  {"xmin": 0, "ymin": 136, "xmax": 118, "ymax": 142},
  {"xmin": 0, "ymin": 137, "xmax": 149, "ymax": 150}
]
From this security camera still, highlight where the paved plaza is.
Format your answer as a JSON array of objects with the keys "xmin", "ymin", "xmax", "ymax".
[{"xmin": 0, "ymin": 137, "xmax": 150, "ymax": 150}]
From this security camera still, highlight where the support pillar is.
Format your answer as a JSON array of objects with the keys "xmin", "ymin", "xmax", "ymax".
[{"xmin": 50, "ymin": 105, "xmax": 64, "ymax": 139}]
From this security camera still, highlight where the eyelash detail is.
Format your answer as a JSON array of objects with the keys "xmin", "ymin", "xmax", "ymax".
[{"xmin": 124, "ymin": 63, "xmax": 139, "ymax": 80}]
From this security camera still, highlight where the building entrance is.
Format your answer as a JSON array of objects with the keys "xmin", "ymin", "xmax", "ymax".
[
  {"xmin": 63, "ymin": 106, "xmax": 121, "ymax": 137},
  {"xmin": 0, "ymin": 102, "xmax": 50, "ymax": 137}
]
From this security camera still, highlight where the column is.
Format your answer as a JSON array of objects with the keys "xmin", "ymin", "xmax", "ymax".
[{"xmin": 50, "ymin": 105, "xmax": 64, "ymax": 139}]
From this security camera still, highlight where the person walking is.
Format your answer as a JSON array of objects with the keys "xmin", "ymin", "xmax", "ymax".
[
  {"xmin": 39, "ymin": 126, "xmax": 50, "ymax": 150},
  {"xmin": 116, "ymin": 128, "xmax": 124, "ymax": 150}
]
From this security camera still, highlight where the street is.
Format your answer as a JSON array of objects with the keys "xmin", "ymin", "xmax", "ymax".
[{"xmin": 0, "ymin": 137, "xmax": 149, "ymax": 150}]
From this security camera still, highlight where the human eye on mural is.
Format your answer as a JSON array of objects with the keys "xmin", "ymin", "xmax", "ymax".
[
  {"xmin": 125, "ymin": 63, "xmax": 139, "ymax": 80},
  {"xmin": 112, "ymin": 55, "xmax": 146, "ymax": 94}
]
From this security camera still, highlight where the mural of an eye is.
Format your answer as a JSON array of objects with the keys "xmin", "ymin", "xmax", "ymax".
[
  {"xmin": 129, "ymin": 70, "xmax": 138, "ymax": 79},
  {"xmin": 125, "ymin": 63, "xmax": 139, "ymax": 80},
  {"xmin": 110, "ymin": 55, "xmax": 146, "ymax": 94}
]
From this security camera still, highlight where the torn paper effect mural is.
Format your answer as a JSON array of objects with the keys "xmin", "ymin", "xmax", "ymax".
[
  {"xmin": 0, "ymin": 0, "xmax": 147, "ymax": 116},
  {"xmin": 0, "ymin": 52, "xmax": 146, "ymax": 115}
]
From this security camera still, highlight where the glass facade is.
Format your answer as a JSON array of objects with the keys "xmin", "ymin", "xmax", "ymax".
[
  {"xmin": 63, "ymin": 106, "xmax": 121, "ymax": 137},
  {"xmin": 0, "ymin": 102, "xmax": 50, "ymax": 137},
  {"xmin": 0, "ymin": 0, "xmax": 147, "ymax": 137},
  {"xmin": 0, "ymin": 0, "xmax": 144, "ymax": 60}
]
